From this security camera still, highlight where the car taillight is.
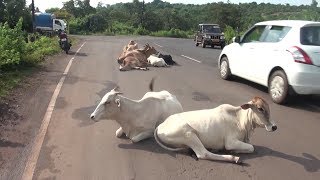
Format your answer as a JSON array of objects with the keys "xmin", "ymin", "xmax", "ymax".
[{"xmin": 287, "ymin": 46, "xmax": 313, "ymax": 65}]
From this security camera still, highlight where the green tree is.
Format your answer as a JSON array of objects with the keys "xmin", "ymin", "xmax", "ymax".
[
  {"xmin": 311, "ymin": 0, "xmax": 318, "ymax": 7},
  {"xmin": 2, "ymin": 0, "xmax": 27, "ymax": 28},
  {"xmin": 63, "ymin": 0, "xmax": 78, "ymax": 17}
]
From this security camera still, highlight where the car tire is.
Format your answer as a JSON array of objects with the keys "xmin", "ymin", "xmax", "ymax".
[
  {"xmin": 202, "ymin": 40, "xmax": 206, "ymax": 48},
  {"xmin": 211, "ymin": 45, "xmax": 215, "ymax": 48},
  {"xmin": 220, "ymin": 56, "xmax": 232, "ymax": 80},
  {"xmin": 195, "ymin": 37, "xmax": 199, "ymax": 46},
  {"xmin": 268, "ymin": 70, "xmax": 290, "ymax": 104}
]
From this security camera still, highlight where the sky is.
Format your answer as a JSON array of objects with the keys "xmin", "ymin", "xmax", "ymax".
[{"xmin": 26, "ymin": 0, "xmax": 313, "ymax": 12}]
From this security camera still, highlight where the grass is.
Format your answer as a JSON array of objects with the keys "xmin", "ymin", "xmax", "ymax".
[
  {"xmin": 0, "ymin": 36, "xmax": 79, "ymax": 98},
  {"xmin": 0, "ymin": 67, "xmax": 35, "ymax": 97}
]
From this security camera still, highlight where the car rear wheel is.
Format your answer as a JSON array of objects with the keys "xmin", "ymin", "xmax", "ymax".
[
  {"xmin": 268, "ymin": 70, "xmax": 289, "ymax": 104},
  {"xmin": 220, "ymin": 56, "xmax": 232, "ymax": 80}
]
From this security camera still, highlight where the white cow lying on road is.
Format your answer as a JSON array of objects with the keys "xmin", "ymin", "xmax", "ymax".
[
  {"xmin": 90, "ymin": 78, "xmax": 183, "ymax": 142},
  {"xmin": 154, "ymin": 97, "xmax": 277, "ymax": 164},
  {"xmin": 147, "ymin": 55, "xmax": 168, "ymax": 67}
]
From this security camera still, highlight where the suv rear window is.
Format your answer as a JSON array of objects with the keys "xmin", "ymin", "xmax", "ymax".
[
  {"xmin": 203, "ymin": 25, "xmax": 221, "ymax": 33},
  {"xmin": 300, "ymin": 26, "xmax": 320, "ymax": 46}
]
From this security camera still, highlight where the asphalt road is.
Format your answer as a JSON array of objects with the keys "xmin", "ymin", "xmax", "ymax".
[{"xmin": 2, "ymin": 36, "xmax": 320, "ymax": 180}]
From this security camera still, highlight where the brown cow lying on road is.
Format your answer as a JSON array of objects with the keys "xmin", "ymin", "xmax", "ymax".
[
  {"xmin": 117, "ymin": 40, "xmax": 139, "ymax": 63},
  {"xmin": 118, "ymin": 44, "xmax": 157, "ymax": 71},
  {"xmin": 125, "ymin": 40, "xmax": 139, "ymax": 51},
  {"xmin": 154, "ymin": 97, "xmax": 277, "ymax": 164}
]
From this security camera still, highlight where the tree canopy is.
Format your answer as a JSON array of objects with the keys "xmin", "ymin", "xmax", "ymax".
[{"xmin": 0, "ymin": 0, "xmax": 319, "ymax": 34}]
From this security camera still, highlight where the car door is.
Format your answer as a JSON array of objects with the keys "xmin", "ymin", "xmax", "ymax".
[
  {"xmin": 234, "ymin": 25, "xmax": 267, "ymax": 79},
  {"xmin": 249, "ymin": 25, "xmax": 292, "ymax": 85}
]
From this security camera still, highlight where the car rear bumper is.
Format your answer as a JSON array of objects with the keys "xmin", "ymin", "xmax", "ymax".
[{"xmin": 289, "ymin": 65, "xmax": 320, "ymax": 95}]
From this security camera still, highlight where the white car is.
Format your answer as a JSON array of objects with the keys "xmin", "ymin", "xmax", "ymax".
[{"xmin": 218, "ymin": 20, "xmax": 320, "ymax": 104}]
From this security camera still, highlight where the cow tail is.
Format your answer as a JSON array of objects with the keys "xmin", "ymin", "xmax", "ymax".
[
  {"xmin": 149, "ymin": 77, "xmax": 156, "ymax": 91},
  {"xmin": 154, "ymin": 127, "xmax": 185, "ymax": 152}
]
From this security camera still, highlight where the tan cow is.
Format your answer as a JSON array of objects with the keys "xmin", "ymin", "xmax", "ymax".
[
  {"xmin": 126, "ymin": 40, "xmax": 139, "ymax": 51},
  {"xmin": 154, "ymin": 97, "xmax": 277, "ymax": 164},
  {"xmin": 118, "ymin": 44, "xmax": 157, "ymax": 71}
]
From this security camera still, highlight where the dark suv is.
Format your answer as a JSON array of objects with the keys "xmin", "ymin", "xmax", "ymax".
[{"xmin": 194, "ymin": 24, "xmax": 225, "ymax": 49}]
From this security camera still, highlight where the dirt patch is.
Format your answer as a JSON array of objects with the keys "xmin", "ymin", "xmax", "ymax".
[{"xmin": 0, "ymin": 98, "xmax": 22, "ymax": 128}]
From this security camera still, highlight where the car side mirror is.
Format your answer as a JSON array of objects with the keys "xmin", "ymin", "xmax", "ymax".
[{"xmin": 233, "ymin": 36, "xmax": 241, "ymax": 43}]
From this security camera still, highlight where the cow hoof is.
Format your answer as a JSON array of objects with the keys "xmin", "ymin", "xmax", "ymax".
[
  {"xmin": 188, "ymin": 149, "xmax": 199, "ymax": 161},
  {"xmin": 234, "ymin": 156, "xmax": 242, "ymax": 164}
]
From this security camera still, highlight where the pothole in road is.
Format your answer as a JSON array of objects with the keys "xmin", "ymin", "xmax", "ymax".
[{"xmin": 192, "ymin": 92, "xmax": 211, "ymax": 102}]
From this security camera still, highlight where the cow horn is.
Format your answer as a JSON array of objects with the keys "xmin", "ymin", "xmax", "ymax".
[{"xmin": 113, "ymin": 86, "xmax": 120, "ymax": 92}]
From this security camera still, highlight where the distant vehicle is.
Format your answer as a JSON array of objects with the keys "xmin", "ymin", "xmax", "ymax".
[
  {"xmin": 194, "ymin": 24, "xmax": 225, "ymax": 49},
  {"xmin": 58, "ymin": 30, "xmax": 71, "ymax": 54},
  {"xmin": 34, "ymin": 12, "xmax": 67, "ymax": 33},
  {"xmin": 218, "ymin": 20, "xmax": 320, "ymax": 104}
]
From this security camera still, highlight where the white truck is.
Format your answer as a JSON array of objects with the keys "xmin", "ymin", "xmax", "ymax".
[{"xmin": 34, "ymin": 12, "xmax": 67, "ymax": 33}]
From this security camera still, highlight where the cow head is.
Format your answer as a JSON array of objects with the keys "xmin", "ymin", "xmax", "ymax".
[
  {"xmin": 144, "ymin": 44, "xmax": 158, "ymax": 58},
  {"xmin": 90, "ymin": 86, "xmax": 123, "ymax": 121},
  {"xmin": 241, "ymin": 97, "xmax": 277, "ymax": 132},
  {"xmin": 128, "ymin": 40, "xmax": 135, "ymax": 45}
]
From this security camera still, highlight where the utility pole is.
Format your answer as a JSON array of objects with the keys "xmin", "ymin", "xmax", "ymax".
[
  {"xmin": 31, "ymin": 0, "xmax": 35, "ymax": 33},
  {"xmin": 141, "ymin": 0, "xmax": 145, "ymax": 28}
]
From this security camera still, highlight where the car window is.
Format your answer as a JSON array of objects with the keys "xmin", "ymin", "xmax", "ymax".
[
  {"xmin": 300, "ymin": 26, "xmax": 320, "ymax": 46},
  {"xmin": 55, "ymin": 20, "xmax": 62, "ymax": 26},
  {"xmin": 242, "ymin": 25, "xmax": 266, "ymax": 43},
  {"xmin": 203, "ymin": 25, "xmax": 221, "ymax": 33},
  {"xmin": 262, "ymin": 26, "xmax": 291, "ymax": 42}
]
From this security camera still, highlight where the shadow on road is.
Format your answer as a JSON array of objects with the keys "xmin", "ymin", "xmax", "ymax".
[
  {"xmin": 72, "ymin": 81, "xmax": 118, "ymax": 127},
  {"xmin": 241, "ymin": 145, "xmax": 320, "ymax": 172},
  {"xmin": 230, "ymin": 77, "xmax": 320, "ymax": 113},
  {"xmin": 118, "ymin": 139, "xmax": 179, "ymax": 159},
  {"xmin": 67, "ymin": 51, "xmax": 88, "ymax": 57},
  {"xmin": 0, "ymin": 139, "xmax": 24, "ymax": 148},
  {"xmin": 72, "ymin": 105, "xmax": 96, "ymax": 127}
]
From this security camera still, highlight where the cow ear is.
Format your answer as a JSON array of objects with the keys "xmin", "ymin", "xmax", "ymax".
[
  {"xmin": 241, "ymin": 103, "xmax": 252, "ymax": 110},
  {"xmin": 115, "ymin": 99, "xmax": 121, "ymax": 107}
]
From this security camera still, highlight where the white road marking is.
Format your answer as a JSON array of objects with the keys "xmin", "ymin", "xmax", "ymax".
[
  {"xmin": 22, "ymin": 42, "xmax": 86, "ymax": 180},
  {"xmin": 181, "ymin": 55, "xmax": 202, "ymax": 63},
  {"xmin": 154, "ymin": 43, "xmax": 163, "ymax": 48}
]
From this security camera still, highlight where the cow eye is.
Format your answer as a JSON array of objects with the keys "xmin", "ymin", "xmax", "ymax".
[
  {"xmin": 258, "ymin": 107, "xmax": 264, "ymax": 112},
  {"xmin": 105, "ymin": 101, "xmax": 110, "ymax": 104}
]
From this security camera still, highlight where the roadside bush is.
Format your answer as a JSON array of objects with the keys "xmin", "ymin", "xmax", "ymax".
[
  {"xmin": 69, "ymin": 18, "xmax": 87, "ymax": 35},
  {"xmin": 111, "ymin": 21, "xmax": 135, "ymax": 35},
  {"xmin": 224, "ymin": 25, "xmax": 237, "ymax": 44},
  {"xmin": 0, "ymin": 18, "xmax": 26, "ymax": 69},
  {"xmin": 151, "ymin": 28, "xmax": 190, "ymax": 38},
  {"xmin": 134, "ymin": 25, "xmax": 150, "ymax": 35},
  {"xmin": 24, "ymin": 36, "xmax": 60, "ymax": 64}
]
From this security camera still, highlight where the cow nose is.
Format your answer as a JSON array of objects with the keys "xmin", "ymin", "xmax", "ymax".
[
  {"xmin": 90, "ymin": 115, "xmax": 95, "ymax": 120},
  {"xmin": 272, "ymin": 125, "xmax": 277, "ymax": 131}
]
